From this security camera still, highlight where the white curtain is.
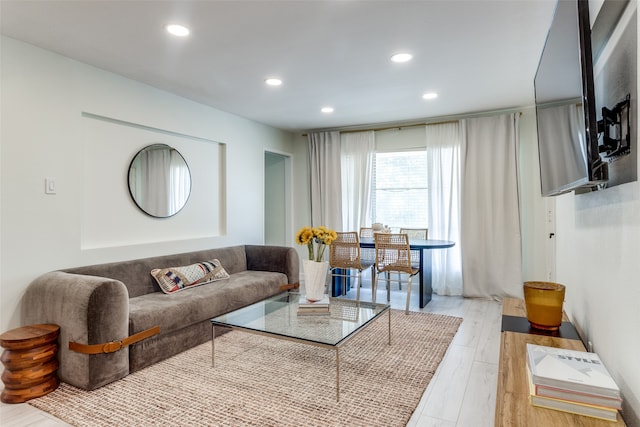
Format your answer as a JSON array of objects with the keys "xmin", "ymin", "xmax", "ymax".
[
  {"xmin": 169, "ymin": 149, "xmax": 190, "ymax": 214},
  {"xmin": 340, "ymin": 131, "xmax": 374, "ymax": 232},
  {"xmin": 307, "ymin": 131, "xmax": 343, "ymax": 230},
  {"xmin": 135, "ymin": 146, "xmax": 171, "ymax": 215},
  {"xmin": 426, "ymin": 122, "xmax": 463, "ymax": 295},
  {"xmin": 460, "ymin": 113, "xmax": 522, "ymax": 298}
]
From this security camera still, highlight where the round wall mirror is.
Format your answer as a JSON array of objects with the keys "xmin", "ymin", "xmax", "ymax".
[{"xmin": 128, "ymin": 144, "xmax": 191, "ymax": 218}]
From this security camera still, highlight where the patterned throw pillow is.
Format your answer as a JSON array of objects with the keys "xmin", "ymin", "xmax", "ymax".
[{"xmin": 151, "ymin": 259, "xmax": 230, "ymax": 294}]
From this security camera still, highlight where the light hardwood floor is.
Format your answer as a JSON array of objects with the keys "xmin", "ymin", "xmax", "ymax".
[{"xmin": 0, "ymin": 276, "xmax": 502, "ymax": 427}]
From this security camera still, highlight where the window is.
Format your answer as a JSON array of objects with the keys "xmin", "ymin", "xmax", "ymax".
[{"xmin": 372, "ymin": 150, "xmax": 428, "ymax": 228}]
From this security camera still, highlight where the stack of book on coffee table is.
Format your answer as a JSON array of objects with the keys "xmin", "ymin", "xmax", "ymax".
[
  {"xmin": 297, "ymin": 295, "xmax": 330, "ymax": 315},
  {"xmin": 526, "ymin": 343, "xmax": 623, "ymax": 422}
]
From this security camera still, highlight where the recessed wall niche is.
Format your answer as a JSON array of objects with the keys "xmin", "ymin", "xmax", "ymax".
[{"xmin": 80, "ymin": 113, "xmax": 226, "ymax": 249}]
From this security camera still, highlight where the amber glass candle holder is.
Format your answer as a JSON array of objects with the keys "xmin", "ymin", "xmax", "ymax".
[{"xmin": 523, "ymin": 281, "xmax": 566, "ymax": 331}]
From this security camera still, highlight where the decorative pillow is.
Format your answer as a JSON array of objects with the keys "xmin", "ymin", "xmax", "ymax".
[{"xmin": 151, "ymin": 259, "xmax": 230, "ymax": 294}]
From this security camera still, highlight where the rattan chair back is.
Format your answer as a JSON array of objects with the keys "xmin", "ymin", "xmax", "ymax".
[
  {"xmin": 358, "ymin": 227, "xmax": 376, "ymax": 267},
  {"xmin": 359, "ymin": 227, "xmax": 374, "ymax": 238},
  {"xmin": 399, "ymin": 228, "xmax": 428, "ymax": 266},
  {"xmin": 399, "ymin": 228, "xmax": 428, "ymax": 239},
  {"xmin": 329, "ymin": 232, "xmax": 373, "ymax": 301},
  {"xmin": 372, "ymin": 233, "xmax": 419, "ymax": 314},
  {"xmin": 374, "ymin": 233, "xmax": 416, "ymax": 275},
  {"xmin": 329, "ymin": 232, "xmax": 362, "ymax": 270}
]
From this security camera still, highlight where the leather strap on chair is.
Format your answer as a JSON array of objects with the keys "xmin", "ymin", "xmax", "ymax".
[
  {"xmin": 279, "ymin": 282, "xmax": 300, "ymax": 292},
  {"xmin": 68, "ymin": 326, "xmax": 160, "ymax": 355}
]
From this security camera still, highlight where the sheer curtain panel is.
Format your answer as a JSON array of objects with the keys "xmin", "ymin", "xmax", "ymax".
[
  {"xmin": 140, "ymin": 146, "xmax": 171, "ymax": 214},
  {"xmin": 169, "ymin": 149, "xmax": 190, "ymax": 214},
  {"xmin": 308, "ymin": 131, "xmax": 343, "ymax": 231},
  {"xmin": 426, "ymin": 122, "xmax": 463, "ymax": 295},
  {"xmin": 460, "ymin": 113, "xmax": 522, "ymax": 298},
  {"xmin": 340, "ymin": 131, "xmax": 374, "ymax": 232}
]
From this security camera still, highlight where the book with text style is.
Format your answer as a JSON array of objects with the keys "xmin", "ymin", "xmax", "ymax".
[{"xmin": 526, "ymin": 344, "xmax": 621, "ymax": 399}]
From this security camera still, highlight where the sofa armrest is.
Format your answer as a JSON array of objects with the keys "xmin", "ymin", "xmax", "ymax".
[
  {"xmin": 244, "ymin": 245, "xmax": 299, "ymax": 286},
  {"xmin": 22, "ymin": 271, "xmax": 130, "ymax": 390}
]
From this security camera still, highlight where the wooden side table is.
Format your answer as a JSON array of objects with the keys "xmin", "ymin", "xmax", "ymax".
[
  {"xmin": 0, "ymin": 324, "xmax": 60, "ymax": 403},
  {"xmin": 495, "ymin": 298, "xmax": 626, "ymax": 426}
]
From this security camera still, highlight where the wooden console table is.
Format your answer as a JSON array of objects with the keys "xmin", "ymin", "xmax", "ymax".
[{"xmin": 495, "ymin": 297, "xmax": 626, "ymax": 426}]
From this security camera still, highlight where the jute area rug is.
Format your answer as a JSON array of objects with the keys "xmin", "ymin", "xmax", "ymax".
[{"xmin": 30, "ymin": 309, "xmax": 462, "ymax": 426}]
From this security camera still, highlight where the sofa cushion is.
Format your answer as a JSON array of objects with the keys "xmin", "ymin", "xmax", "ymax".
[
  {"xmin": 151, "ymin": 259, "xmax": 229, "ymax": 294},
  {"xmin": 64, "ymin": 246, "xmax": 249, "ymax": 298},
  {"xmin": 128, "ymin": 271, "xmax": 288, "ymax": 336}
]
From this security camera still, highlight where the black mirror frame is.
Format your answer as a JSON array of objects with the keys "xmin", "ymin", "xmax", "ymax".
[{"xmin": 127, "ymin": 143, "xmax": 192, "ymax": 218}]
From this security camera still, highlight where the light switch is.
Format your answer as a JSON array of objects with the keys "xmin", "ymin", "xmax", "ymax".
[{"xmin": 45, "ymin": 178, "xmax": 56, "ymax": 194}]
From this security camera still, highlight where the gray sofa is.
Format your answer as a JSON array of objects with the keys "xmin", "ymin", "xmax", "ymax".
[{"xmin": 22, "ymin": 245, "xmax": 299, "ymax": 390}]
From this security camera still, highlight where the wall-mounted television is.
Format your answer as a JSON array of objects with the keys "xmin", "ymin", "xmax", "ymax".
[{"xmin": 535, "ymin": 0, "xmax": 608, "ymax": 197}]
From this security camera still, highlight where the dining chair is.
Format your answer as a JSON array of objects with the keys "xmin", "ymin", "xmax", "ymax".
[
  {"xmin": 358, "ymin": 226, "xmax": 376, "ymax": 282},
  {"xmin": 373, "ymin": 233, "xmax": 419, "ymax": 314},
  {"xmin": 329, "ymin": 231, "xmax": 373, "ymax": 301},
  {"xmin": 359, "ymin": 227, "xmax": 374, "ymax": 238},
  {"xmin": 399, "ymin": 228, "xmax": 428, "ymax": 240},
  {"xmin": 397, "ymin": 228, "xmax": 428, "ymax": 289}
]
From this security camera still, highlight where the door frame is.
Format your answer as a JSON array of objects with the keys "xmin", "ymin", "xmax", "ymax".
[
  {"xmin": 545, "ymin": 197, "xmax": 557, "ymax": 281},
  {"xmin": 263, "ymin": 149, "xmax": 294, "ymax": 246}
]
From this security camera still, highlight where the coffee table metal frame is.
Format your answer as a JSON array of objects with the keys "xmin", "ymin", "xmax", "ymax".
[{"xmin": 211, "ymin": 292, "xmax": 391, "ymax": 402}]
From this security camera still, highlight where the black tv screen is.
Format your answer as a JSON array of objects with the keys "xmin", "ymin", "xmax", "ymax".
[{"xmin": 535, "ymin": 0, "xmax": 607, "ymax": 196}]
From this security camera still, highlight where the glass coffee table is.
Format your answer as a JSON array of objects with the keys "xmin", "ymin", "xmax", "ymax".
[{"xmin": 211, "ymin": 292, "xmax": 390, "ymax": 401}]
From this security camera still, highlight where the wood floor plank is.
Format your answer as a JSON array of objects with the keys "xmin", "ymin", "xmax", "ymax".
[
  {"xmin": 418, "ymin": 344, "xmax": 476, "ymax": 422},
  {"xmin": 0, "ymin": 400, "xmax": 69, "ymax": 426},
  {"xmin": 456, "ymin": 361, "xmax": 499, "ymax": 427},
  {"xmin": 451, "ymin": 298, "xmax": 489, "ymax": 348},
  {"xmin": 408, "ymin": 415, "xmax": 457, "ymax": 427},
  {"xmin": 475, "ymin": 301, "xmax": 502, "ymax": 364}
]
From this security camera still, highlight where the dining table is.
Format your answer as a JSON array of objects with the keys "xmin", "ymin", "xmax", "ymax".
[{"xmin": 332, "ymin": 237, "xmax": 455, "ymax": 308}]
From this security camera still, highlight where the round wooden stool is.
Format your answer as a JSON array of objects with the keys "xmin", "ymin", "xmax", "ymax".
[{"xmin": 0, "ymin": 324, "xmax": 60, "ymax": 403}]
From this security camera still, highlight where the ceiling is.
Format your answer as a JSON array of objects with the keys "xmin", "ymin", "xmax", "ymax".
[{"xmin": 0, "ymin": 0, "xmax": 558, "ymax": 133}]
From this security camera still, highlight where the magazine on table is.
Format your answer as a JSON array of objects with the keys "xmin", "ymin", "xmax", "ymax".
[
  {"xmin": 526, "ymin": 369, "xmax": 619, "ymax": 421},
  {"xmin": 526, "ymin": 344, "xmax": 621, "ymax": 399},
  {"xmin": 535, "ymin": 382, "xmax": 623, "ymax": 409}
]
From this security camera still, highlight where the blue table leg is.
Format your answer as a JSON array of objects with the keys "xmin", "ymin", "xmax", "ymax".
[
  {"xmin": 331, "ymin": 268, "xmax": 350, "ymax": 297},
  {"xmin": 419, "ymin": 249, "xmax": 433, "ymax": 307}
]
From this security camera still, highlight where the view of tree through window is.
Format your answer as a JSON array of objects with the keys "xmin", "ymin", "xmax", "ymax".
[{"xmin": 372, "ymin": 151, "xmax": 428, "ymax": 228}]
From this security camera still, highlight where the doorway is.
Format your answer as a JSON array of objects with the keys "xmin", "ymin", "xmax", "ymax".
[{"xmin": 264, "ymin": 151, "xmax": 292, "ymax": 246}]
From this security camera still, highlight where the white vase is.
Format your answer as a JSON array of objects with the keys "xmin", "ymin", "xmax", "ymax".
[{"xmin": 302, "ymin": 259, "xmax": 329, "ymax": 302}]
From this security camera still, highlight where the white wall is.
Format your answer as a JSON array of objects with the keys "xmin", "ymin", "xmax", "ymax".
[
  {"xmin": 292, "ymin": 133, "xmax": 311, "ymax": 264},
  {"xmin": 375, "ymin": 126, "xmax": 427, "ymax": 152},
  {"xmin": 0, "ymin": 36, "xmax": 296, "ymax": 331},
  {"xmin": 555, "ymin": 3, "xmax": 640, "ymax": 423}
]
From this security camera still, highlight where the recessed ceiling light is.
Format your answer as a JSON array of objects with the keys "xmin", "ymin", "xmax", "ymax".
[
  {"xmin": 422, "ymin": 92, "xmax": 438, "ymax": 100},
  {"xmin": 390, "ymin": 53, "xmax": 413, "ymax": 63},
  {"xmin": 321, "ymin": 107, "xmax": 334, "ymax": 113},
  {"xmin": 166, "ymin": 24, "xmax": 190, "ymax": 37},
  {"xmin": 265, "ymin": 78, "xmax": 283, "ymax": 86}
]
